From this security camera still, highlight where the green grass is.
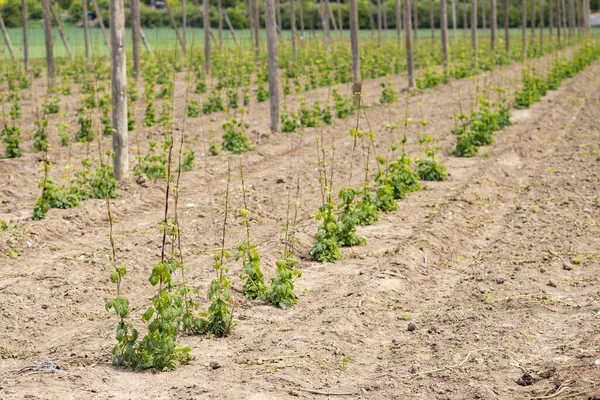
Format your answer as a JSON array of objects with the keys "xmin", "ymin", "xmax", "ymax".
[{"xmin": 1, "ymin": 26, "xmax": 598, "ymax": 60}]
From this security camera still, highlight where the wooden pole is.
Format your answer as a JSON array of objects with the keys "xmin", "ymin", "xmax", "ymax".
[
  {"xmin": 463, "ymin": 0, "xmax": 468, "ymax": 37},
  {"xmin": 277, "ymin": 0, "xmax": 283, "ymax": 37},
  {"xmin": 204, "ymin": 0, "xmax": 211, "ymax": 73},
  {"xmin": 568, "ymin": 0, "xmax": 575, "ymax": 38},
  {"xmin": 531, "ymin": 0, "xmax": 536, "ymax": 43},
  {"xmin": 472, "ymin": 0, "xmax": 478, "ymax": 68},
  {"xmin": 83, "ymin": 0, "xmax": 90, "ymax": 61},
  {"xmin": 430, "ymin": 0, "xmax": 435, "ymax": 45},
  {"xmin": 337, "ymin": 0, "xmax": 343, "ymax": 37},
  {"xmin": 0, "ymin": 10, "xmax": 15, "ymax": 60},
  {"xmin": 383, "ymin": 0, "xmax": 389, "ymax": 37},
  {"xmin": 290, "ymin": 0, "xmax": 298, "ymax": 57},
  {"xmin": 350, "ymin": 0, "xmax": 361, "ymax": 100},
  {"xmin": 22, "ymin": 0, "xmax": 28, "ymax": 70},
  {"xmin": 264, "ymin": 0, "xmax": 280, "ymax": 132},
  {"xmin": 557, "ymin": 0, "xmax": 562, "ymax": 44},
  {"xmin": 299, "ymin": 0, "xmax": 305, "ymax": 38},
  {"xmin": 218, "ymin": 0, "xmax": 223, "ymax": 46},
  {"xmin": 323, "ymin": 0, "xmax": 331, "ymax": 52},
  {"xmin": 481, "ymin": 0, "xmax": 486, "ymax": 30},
  {"xmin": 49, "ymin": 1, "xmax": 74, "ymax": 59},
  {"xmin": 131, "ymin": 0, "xmax": 141, "ymax": 79},
  {"xmin": 396, "ymin": 0, "xmax": 403, "ymax": 45},
  {"xmin": 413, "ymin": 0, "xmax": 418, "ymax": 43},
  {"xmin": 110, "ymin": 0, "xmax": 128, "ymax": 181},
  {"xmin": 405, "ymin": 0, "xmax": 416, "ymax": 88},
  {"xmin": 441, "ymin": 0, "xmax": 449, "ymax": 66},
  {"xmin": 253, "ymin": 0, "xmax": 260, "ymax": 57},
  {"xmin": 91, "ymin": 0, "xmax": 110, "ymax": 50},
  {"xmin": 522, "ymin": 0, "xmax": 527, "ymax": 55},
  {"xmin": 491, "ymin": 0, "xmax": 497, "ymax": 50},
  {"xmin": 41, "ymin": 0, "xmax": 55, "ymax": 88},
  {"xmin": 368, "ymin": 0, "xmax": 376, "ymax": 37},
  {"xmin": 377, "ymin": 0, "xmax": 383, "ymax": 45},
  {"xmin": 224, "ymin": 12, "xmax": 240, "ymax": 47},
  {"xmin": 503, "ymin": 0, "xmax": 509, "ymax": 52},
  {"xmin": 165, "ymin": 1, "xmax": 186, "ymax": 55},
  {"xmin": 540, "ymin": 0, "xmax": 544, "ymax": 47},
  {"xmin": 140, "ymin": 28, "xmax": 152, "ymax": 53},
  {"xmin": 182, "ymin": 0, "xmax": 187, "ymax": 52},
  {"xmin": 451, "ymin": 0, "xmax": 457, "ymax": 41}
]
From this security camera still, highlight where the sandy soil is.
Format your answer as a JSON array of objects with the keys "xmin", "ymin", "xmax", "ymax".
[{"xmin": 0, "ymin": 54, "xmax": 599, "ymax": 399}]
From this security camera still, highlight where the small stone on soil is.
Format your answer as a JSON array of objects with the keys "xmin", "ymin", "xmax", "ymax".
[
  {"xmin": 547, "ymin": 280, "xmax": 557, "ymax": 288},
  {"xmin": 562, "ymin": 262, "xmax": 573, "ymax": 271},
  {"xmin": 407, "ymin": 322, "xmax": 417, "ymax": 332},
  {"xmin": 516, "ymin": 373, "xmax": 534, "ymax": 386},
  {"xmin": 275, "ymin": 177, "xmax": 285, "ymax": 184},
  {"xmin": 209, "ymin": 361, "xmax": 222, "ymax": 370},
  {"xmin": 494, "ymin": 277, "xmax": 506, "ymax": 284}
]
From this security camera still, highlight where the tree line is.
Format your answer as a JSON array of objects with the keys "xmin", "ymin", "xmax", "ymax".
[{"xmin": 1, "ymin": 0, "xmax": 598, "ymax": 29}]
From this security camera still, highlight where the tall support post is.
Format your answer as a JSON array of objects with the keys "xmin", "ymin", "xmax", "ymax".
[
  {"xmin": 91, "ymin": 0, "xmax": 110, "ymax": 50},
  {"xmin": 451, "ymin": 0, "xmax": 458, "ymax": 41},
  {"xmin": 472, "ymin": 0, "xmax": 478, "ymax": 69},
  {"xmin": 290, "ymin": 0, "xmax": 298, "ymax": 57},
  {"xmin": 549, "ymin": 0, "xmax": 554, "ymax": 44},
  {"xmin": 0, "ymin": 10, "xmax": 15, "ymax": 60},
  {"xmin": 482, "ymin": 0, "xmax": 487, "ymax": 30},
  {"xmin": 204, "ymin": 0, "xmax": 211, "ymax": 73},
  {"xmin": 22, "ymin": 0, "xmax": 29, "ymax": 70},
  {"xmin": 413, "ymin": 0, "xmax": 418, "ymax": 43},
  {"xmin": 337, "ymin": 0, "xmax": 343, "ymax": 37},
  {"xmin": 522, "ymin": 0, "xmax": 527, "ymax": 55},
  {"xmin": 531, "ymin": 0, "xmax": 536, "ymax": 43},
  {"xmin": 350, "ymin": 0, "xmax": 361, "ymax": 100},
  {"xmin": 41, "ymin": 0, "xmax": 55, "ymax": 88},
  {"xmin": 557, "ymin": 0, "xmax": 562, "ymax": 44},
  {"xmin": 568, "ymin": 0, "xmax": 575, "ymax": 38},
  {"xmin": 182, "ymin": 0, "xmax": 187, "ymax": 52},
  {"xmin": 253, "ymin": 0, "xmax": 260, "ymax": 56},
  {"xmin": 299, "ymin": 0, "xmax": 305, "ymax": 38},
  {"xmin": 264, "ymin": 0, "xmax": 280, "ymax": 132},
  {"xmin": 49, "ymin": 1, "xmax": 74, "ymax": 59},
  {"xmin": 110, "ymin": 0, "xmax": 128, "ymax": 181},
  {"xmin": 430, "ymin": 0, "xmax": 435, "ymax": 44},
  {"xmin": 83, "ymin": 0, "xmax": 90, "ymax": 61},
  {"xmin": 540, "ymin": 0, "xmax": 544, "ymax": 46},
  {"xmin": 405, "ymin": 0, "xmax": 416, "ymax": 88},
  {"xmin": 503, "ymin": 0, "xmax": 509, "ymax": 52},
  {"xmin": 131, "ymin": 0, "xmax": 141, "ymax": 79},
  {"xmin": 463, "ymin": 0, "xmax": 468, "ymax": 37},
  {"xmin": 218, "ymin": 0, "xmax": 223, "ymax": 46},
  {"xmin": 377, "ymin": 0, "xmax": 383, "ymax": 45},
  {"xmin": 323, "ymin": 0, "xmax": 331, "ymax": 52},
  {"xmin": 396, "ymin": 0, "xmax": 403, "ymax": 46},
  {"xmin": 491, "ymin": 0, "xmax": 497, "ymax": 50},
  {"xmin": 441, "ymin": 0, "xmax": 449, "ymax": 66},
  {"xmin": 165, "ymin": 1, "xmax": 186, "ymax": 55}
]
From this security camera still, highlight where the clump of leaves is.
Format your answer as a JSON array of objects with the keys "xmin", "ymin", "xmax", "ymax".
[
  {"xmin": 43, "ymin": 98, "xmax": 60, "ymax": 115},
  {"xmin": 186, "ymin": 100, "xmax": 200, "ymax": 118},
  {"xmin": 32, "ymin": 119, "xmax": 49, "ymax": 153},
  {"xmin": 514, "ymin": 67, "xmax": 548, "ymax": 109},
  {"xmin": 203, "ymin": 91, "xmax": 224, "ymax": 114},
  {"xmin": 416, "ymin": 135, "xmax": 447, "ymax": 181},
  {"xmin": 380, "ymin": 82, "xmax": 398, "ymax": 104},
  {"xmin": 209, "ymin": 137, "xmax": 220, "ymax": 155},
  {"xmin": 76, "ymin": 116, "xmax": 94, "ymax": 143},
  {"xmin": 281, "ymin": 112, "xmax": 301, "ymax": 133},
  {"xmin": 236, "ymin": 161, "xmax": 266, "ymax": 299},
  {"xmin": 9, "ymin": 101, "xmax": 21, "ymax": 120},
  {"xmin": 134, "ymin": 139, "xmax": 170, "ymax": 179},
  {"xmin": 1, "ymin": 124, "xmax": 23, "ymax": 158},
  {"xmin": 256, "ymin": 83, "xmax": 268, "ymax": 103},
  {"xmin": 332, "ymin": 89, "xmax": 356, "ymax": 119},
  {"xmin": 265, "ymin": 254, "xmax": 301, "ymax": 308},
  {"xmin": 222, "ymin": 118, "xmax": 251, "ymax": 154},
  {"xmin": 58, "ymin": 123, "xmax": 71, "ymax": 147},
  {"xmin": 336, "ymin": 188, "xmax": 365, "ymax": 247}
]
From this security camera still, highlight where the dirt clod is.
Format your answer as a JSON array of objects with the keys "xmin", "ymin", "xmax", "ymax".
[
  {"xmin": 516, "ymin": 373, "xmax": 535, "ymax": 386},
  {"xmin": 209, "ymin": 361, "xmax": 222, "ymax": 370},
  {"xmin": 407, "ymin": 322, "xmax": 417, "ymax": 332}
]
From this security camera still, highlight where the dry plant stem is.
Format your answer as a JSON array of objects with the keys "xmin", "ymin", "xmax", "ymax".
[
  {"xmin": 348, "ymin": 92, "xmax": 362, "ymax": 183},
  {"xmin": 239, "ymin": 157, "xmax": 251, "ymax": 257},
  {"xmin": 219, "ymin": 158, "xmax": 232, "ymax": 271},
  {"xmin": 397, "ymin": 348, "xmax": 526, "ymax": 379},
  {"xmin": 106, "ymin": 196, "xmax": 119, "ymax": 294},
  {"xmin": 289, "ymin": 387, "xmax": 356, "ymax": 396}
]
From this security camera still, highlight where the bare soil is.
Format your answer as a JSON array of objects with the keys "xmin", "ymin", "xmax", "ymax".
[{"xmin": 1, "ymin": 56, "xmax": 599, "ymax": 399}]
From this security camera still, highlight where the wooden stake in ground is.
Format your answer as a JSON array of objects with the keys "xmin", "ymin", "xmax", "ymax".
[
  {"xmin": 503, "ymin": 0, "xmax": 509, "ymax": 52},
  {"xmin": 223, "ymin": 12, "xmax": 240, "ymax": 47},
  {"xmin": 556, "ymin": 0, "xmax": 561, "ymax": 44},
  {"xmin": 481, "ymin": 0, "xmax": 486, "ymax": 30},
  {"xmin": 290, "ymin": 0, "xmax": 298, "ymax": 57},
  {"xmin": 41, "ymin": 0, "xmax": 55, "ymax": 88},
  {"xmin": 140, "ymin": 28, "xmax": 152, "ymax": 53},
  {"xmin": 299, "ymin": 0, "xmax": 305, "ymax": 38},
  {"xmin": 472, "ymin": 0, "xmax": 478, "ymax": 68},
  {"xmin": 463, "ymin": 0, "xmax": 468, "ymax": 36},
  {"xmin": 204, "ymin": 0, "xmax": 211, "ymax": 73},
  {"xmin": 531, "ymin": 0, "xmax": 536, "ymax": 43},
  {"xmin": 413, "ymin": 0, "xmax": 418, "ymax": 43},
  {"xmin": 83, "ymin": 0, "xmax": 90, "ymax": 61},
  {"xmin": 21, "ymin": 0, "xmax": 28, "ymax": 70},
  {"xmin": 377, "ymin": 0, "xmax": 383, "ymax": 45},
  {"xmin": 568, "ymin": 0, "xmax": 575, "ymax": 38},
  {"xmin": 522, "ymin": 0, "xmax": 527, "ymax": 55},
  {"xmin": 405, "ymin": 0, "xmax": 416, "ymax": 89},
  {"xmin": 91, "ymin": 0, "xmax": 110, "ymax": 50},
  {"xmin": 182, "ymin": 0, "xmax": 187, "ymax": 51},
  {"xmin": 549, "ymin": 0, "xmax": 554, "ymax": 44},
  {"xmin": 110, "ymin": 0, "xmax": 128, "ymax": 181},
  {"xmin": 49, "ymin": 1, "xmax": 73, "ymax": 59},
  {"xmin": 264, "ymin": 0, "xmax": 280, "ymax": 132},
  {"xmin": 131, "ymin": 0, "xmax": 141, "ymax": 79},
  {"xmin": 218, "ymin": 0, "xmax": 223, "ymax": 46},
  {"xmin": 451, "ymin": 0, "xmax": 457, "ymax": 40},
  {"xmin": 491, "ymin": 0, "xmax": 497, "ymax": 50},
  {"xmin": 323, "ymin": 0, "xmax": 331, "ymax": 53},
  {"xmin": 165, "ymin": 0, "xmax": 186, "ymax": 56},
  {"xmin": 430, "ymin": 0, "xmax": 435, "ymax": 44},
  {"xmin": 0, "ymin": 10, "xmax": 15, "ymax": 60},
  {"xmin": 252, "ymin": 0, "xmax": 260, "ymax": 57},
  {"xmin": 337, "ymin": 0, "xmax": 343, "ymax": 37},
  {"xmin": 395, "ymin": 0, "xmax": 402, "ymax": 45},
  {"xmin": 349, "ymin": 0, "xmax": 361, "ymax": 100},
  {"xmin": 441, "ymin": 0, "xmax": 449, "ymax": 66},
  {"xmin": 539, "ymin": 0, "xmax": 544, "ymax": 47}
]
